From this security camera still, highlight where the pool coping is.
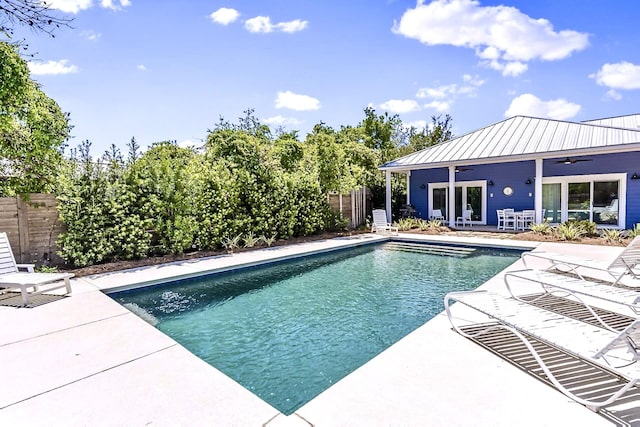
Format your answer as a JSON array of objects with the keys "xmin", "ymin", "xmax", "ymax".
[{"xmin": 0, "ymin": 234, "xmax": 626, "ymax": 426}]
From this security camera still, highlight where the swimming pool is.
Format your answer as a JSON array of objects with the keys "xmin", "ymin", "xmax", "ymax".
[{"xmin": 111, "ymin": 241, "xmax": 520, "ymax": 415}]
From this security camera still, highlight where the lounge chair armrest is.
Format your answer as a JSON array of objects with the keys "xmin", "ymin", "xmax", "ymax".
[{"xmin": 16, "ymin": 263, "xmax": 35, "ymax": 273}]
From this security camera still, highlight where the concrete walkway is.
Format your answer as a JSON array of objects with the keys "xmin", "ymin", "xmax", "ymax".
[{"xmin": 0, "ymin": 234, "xmax": 630, "ymax": 426}]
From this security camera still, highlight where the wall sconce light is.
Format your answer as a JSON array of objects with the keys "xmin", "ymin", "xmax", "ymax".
[
  {"xmin": 632, "ymin": 173, "xmax": 640, "ymax": 180},
  {"xmin": 420, "ymin": 183, "xmax": 426, "ymax": 189},
  {"xmin": 525, "ymin": 178, "xmax": 532, "ymax": 185},
  {"xmin": 488, "ymin": 180, "xmax": 494, "ymax": 186}
]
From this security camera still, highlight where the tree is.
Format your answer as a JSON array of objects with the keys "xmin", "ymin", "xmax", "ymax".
[
  {"xmin": 401, "ymin": 114, "xmax": 454, "ymax": 155},
  {"xmin": 1, "ymin": 0, "xmax": 71, "ymax": 41},
  {"xmin": 0, "ymin": 41, "xmax": 71, "ymax": 196}
]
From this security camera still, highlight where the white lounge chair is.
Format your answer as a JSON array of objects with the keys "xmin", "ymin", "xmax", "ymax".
[
  {"xmin": 504, "ymin": 268, "xmax": 640, "ymax": 318},
  {"xmin": 521, "ymin": 235, "xmax": 640, "ymax": 285},
  {"xmin": 445, "ymin": 289, "xmax": 640, "ymax": 411},
  {"xmin": 371, "ymin": 209, "xmax": 398, "ymax": 235},
  {"xmin": 0, "ymin": 232, "xmax": 73, "ymax": 306}
]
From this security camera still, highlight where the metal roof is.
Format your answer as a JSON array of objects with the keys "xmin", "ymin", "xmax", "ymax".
[
  {"xmin": 380, "ymin": 115, "xmax": 640, "ymax": 171},
  {"xmin": 582, "ymin": 114, "xmax": 640, "ymax": 130}
]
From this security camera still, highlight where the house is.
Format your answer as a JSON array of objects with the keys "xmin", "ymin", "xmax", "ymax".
[{"xmin": 379, "ymin": 114, "xmax": 640, "ymax": 230}]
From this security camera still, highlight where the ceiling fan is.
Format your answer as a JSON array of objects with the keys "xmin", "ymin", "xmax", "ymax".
[
  {"xmin": 455, "ymin": 167, "xmax": 473, "ymax": 172},
  {"xmin": 554, "ymin": 157, "xmax": 592, "ymax": 165}
]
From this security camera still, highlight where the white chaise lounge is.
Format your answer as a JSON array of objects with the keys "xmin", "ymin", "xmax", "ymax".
[
  {"xmin": 0, "ymin": 232, "xmax": 74, "ymax": 306},
  {"xmin": 521, "ymin": 235, "xmax": 640, "ymax": 285},
  {"xmin": 371, "ymin": 209, "xmax": 398, "ymax": 235},
  {"xmin": 445, "ymin": 289, "xmax": 640, "ymax": 411},
  {"xmin": 504, "ymin": 268, "xmax": 640, "ymax": 317}
]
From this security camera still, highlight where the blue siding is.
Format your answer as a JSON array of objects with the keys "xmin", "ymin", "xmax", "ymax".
[{"xmin": 408, "ymin": 151, "xmax": 640, "ymax": 228}]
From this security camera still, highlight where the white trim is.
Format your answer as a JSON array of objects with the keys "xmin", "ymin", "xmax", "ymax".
[
  {"xmin": 429, "ymin": 180, "xmax": 488, "ymax": 225},
  {"xmin": 542, "ymin": 173, "xmax": 626, "ymax": 228}
]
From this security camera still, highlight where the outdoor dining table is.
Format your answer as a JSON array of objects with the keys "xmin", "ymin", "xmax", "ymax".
[{"xmin": 504, "ymin": 210, "xmax": 534, "ymax": 231}]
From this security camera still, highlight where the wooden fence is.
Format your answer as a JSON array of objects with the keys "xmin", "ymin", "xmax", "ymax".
[
  {"xmin": 328, "ymin": 187, "xmax": 370, "ymax": 228},
  {"xmin": 0, "ymin": 194, "xmax": 64, "ymax": 265}
]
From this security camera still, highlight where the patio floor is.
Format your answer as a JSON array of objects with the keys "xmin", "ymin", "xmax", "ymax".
[{"xmin": 0, "ymin": 233, "xmax": 635, "ymax": 426}]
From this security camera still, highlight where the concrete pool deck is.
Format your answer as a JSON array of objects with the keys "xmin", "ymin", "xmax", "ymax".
[{"xmin": 0, "ymin": 233, "xmax": 634, "ymax": 425}]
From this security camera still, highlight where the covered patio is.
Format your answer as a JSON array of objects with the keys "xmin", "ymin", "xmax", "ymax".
[{"xmin": 380, "ymin": 114, "xmax": 640, "ymax": 231}]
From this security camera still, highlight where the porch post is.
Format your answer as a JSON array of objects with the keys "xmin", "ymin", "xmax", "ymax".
[
  {"xmin": 535, "ymin": 158, "xmax": 543, "ymax": 223},
  {"xmin": 385, "ymin": 170, "xmax": 392, "ymax": 223},
  {"xmin": 448, "ymin": 166, "xmax": 456, "ymax": 228},
  {"xmin": 406, "ymin": 171, "xmax": 411, "ymax": 205}
]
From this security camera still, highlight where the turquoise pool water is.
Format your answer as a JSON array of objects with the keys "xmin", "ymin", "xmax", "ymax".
[{"xmin": 111, "ymin": 242, "xmax": 520, "ymax": 414}]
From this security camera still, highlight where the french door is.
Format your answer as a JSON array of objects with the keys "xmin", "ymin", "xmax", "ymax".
[{"xmin": 429, "ymin": 181, "xmax": 486, "ymax": 223}]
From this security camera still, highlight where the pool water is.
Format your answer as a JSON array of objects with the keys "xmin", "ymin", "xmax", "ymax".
[{"xmin": 111, "ymin": 242, "xmax": 519, "ymax": 414}]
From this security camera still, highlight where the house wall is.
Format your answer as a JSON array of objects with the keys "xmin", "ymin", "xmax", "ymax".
[
  {"xmin": 409, "ymin": 161, "xmax": 536, "ymax": 225},
  {"xmin": 407, "ymin": 151, "xmax": 640, "ymax": 228}
]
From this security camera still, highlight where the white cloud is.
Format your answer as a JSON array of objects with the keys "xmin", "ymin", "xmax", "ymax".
[
  {"xmin": 403, "ymin": 120, "xmax": 428, "ymax": 131},
  {"xmin": 379, "ymin": 99, "xmax": 421, "ymax": 114},
  {"xmin": 505, "ymin": 93, "xmax": 581, "ymax": 120},
  {"xmin": 264, "ymin": 115, "xmax": 302, "ymax": 126},
  {"xmin": 423, "ymin": 101, "xmax": 450, "ymax": 112},
  {"xmin": 80, "ymin": 30, "xmax": 101, "ymax": 41},
  {"xmin": 209, "ymin": 7, "xmax": 240, "ymax": 25},
  {"xmin": 393, "ymin": 0, "xmax": 589, "ymax": 77},
  {"xmin": 605, "ymin": 89, "xmax": 622, "ymax": 101},
  {"xmin": 245, "ymin": 16, "xmax": 308, "ymax": 33},
  {"xmin": 100, "ymin": 0, "xmax": 131, "ymax": 10},
  {"xmin": 47, "ymin": 0, "xmax": 92, "ymax": 13},
  {"xmin": 590, "ymin": 61, "xmax": 640, "ymax": 90},
  {"xmin": 275, "ymin": 91, "xmax": 320, "ymax": 111},
  {"xmin": 483, "ymin": 59, "xmax": 528, "ymax": 77},
  {"xmin": 415, "ymin": 74, "xmax": 484, "ymax": 110},
  {"xmin": 48, "ymin": 0, "xmax": 130, "ymax": 13},
  {"xmin": 28, "ymin": 59, "xmax": 79, "ymax": 75},
  {"xmin": 136, "ymin": 64, "xmax": 147, "ymax": 71}
]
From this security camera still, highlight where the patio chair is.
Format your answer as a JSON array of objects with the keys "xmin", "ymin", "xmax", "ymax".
[
  {"xmin": 0, "ymin": 232, "xmax": 74, "ymax": 306},
  {"xmin": 521, "ymin": 235, "xmax": 640, "ymax": 285},
  {"xmin": 371, "ymin": 209, "xmax": 398, "ymax": 235},
  {"xmin": 455, "ymin": 209, "xmax": 472, "ymax": 228},
  {"xmin": 496, "ymin": 209, "xmax": 505, "ymax": 230},
  {"xmin": 430, "ymin": 209, "xmax": 444, "ymax": 221},
  {"xmin": 517, "ymin": 210, "xmax": 535, "ymax": 231},
  {"xmin": 503, "ymin": 208, "xmax": 516, "ymax": 230},
  {"xmin": 445, "ymin": 289, "xmax": 640, "ymax": 411}
]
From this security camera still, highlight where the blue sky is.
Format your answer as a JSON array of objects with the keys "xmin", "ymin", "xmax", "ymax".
[{"xmin": 16, "ymin": 0, "xmax": 640, "ymax": 155}]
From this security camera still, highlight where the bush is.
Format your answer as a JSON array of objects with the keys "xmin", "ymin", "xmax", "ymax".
[
  {"xmin": 530, "ymin": 221, "xmax": 553, "ymax": 235},
  {"xmin": 555, "ymin": 221, "xmax": 584, "ymax": 241}
]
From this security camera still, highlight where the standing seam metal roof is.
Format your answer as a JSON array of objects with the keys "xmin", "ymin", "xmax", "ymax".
[{"xmin": 381, "ymin": 115, "xmax": 640, "ymax": 170}]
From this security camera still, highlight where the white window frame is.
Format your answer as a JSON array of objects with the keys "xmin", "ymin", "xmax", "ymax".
[
  {"xmin": 428, "ymin": 180, "xmax": 488, "ymax": 225},
  {"xmin": 542, "ymin": 173, "xmax": 626, "ymax": 228}
]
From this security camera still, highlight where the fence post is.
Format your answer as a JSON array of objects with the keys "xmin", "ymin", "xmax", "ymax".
[{"xmin": 16, "ymin": 196, "xmax": 29, "ymax": 263}]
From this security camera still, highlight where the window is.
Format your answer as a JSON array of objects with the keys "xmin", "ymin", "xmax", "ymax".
[{"xmin": 542, "ymin": 174, "xmax": 625, "ymax": 228}]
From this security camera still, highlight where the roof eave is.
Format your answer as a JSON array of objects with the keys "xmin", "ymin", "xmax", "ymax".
[{"xmin": 378, "ymin": 142, "xmax": 640, "ymax": 172}]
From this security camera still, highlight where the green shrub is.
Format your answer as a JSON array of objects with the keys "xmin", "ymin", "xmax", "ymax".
[
  {"xmin": 530, "ymin": 221, "xmax": 552, "ymax": 235},
  {"xmin": 555, "ymin": 221, "xmax": 584, "ymax": 241},
  {"xmin": 626, "ymin": 224, "xmax": 640, "ymax": 239},
  {"xmin": 602, "ymin": 228, "xmax": 623, "ymax": 243}
]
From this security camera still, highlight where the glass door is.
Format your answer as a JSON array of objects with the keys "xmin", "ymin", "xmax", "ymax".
[
  {"xmin": 542, "ymin": 183, "xmax": 561, "ymax": 223},
  {"xmin": 432, "ymin": 188, "xmax": 448, "ymax": 220},
  {"xmin": 466, "ymin": 186, "xmax": 482, "ymax": 221},
  {"xmin": 429, "ymin": 181, "xmax": 486, "ymax": 224}
]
